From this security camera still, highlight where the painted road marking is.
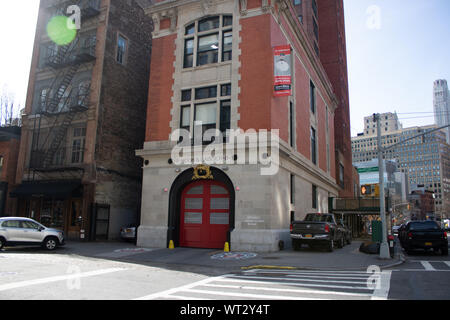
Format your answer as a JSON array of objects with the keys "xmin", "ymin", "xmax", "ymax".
[
  {"xmin": 0, "ymin": 268, "xmax": 127, "ymax": 292},
  {"xmin": 420, "ymin": 261, "xmax": 436, "ymax": 271},
  {"xmin": 137, "ymin": 270, "xmax": 392, "ymax": 300}
]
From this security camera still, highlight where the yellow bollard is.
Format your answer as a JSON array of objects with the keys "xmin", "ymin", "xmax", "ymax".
[
  {"xmin": 169, "ymin": 240, "xmax": 175, "ymax": 250},
  {"xmin": 224, "ymin": 242, "xmax": 230, "ymax": 252}
]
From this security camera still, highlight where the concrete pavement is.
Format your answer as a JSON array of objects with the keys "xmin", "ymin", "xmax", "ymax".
[{"xmin": 24, "ymin": 239, "xmax": 405, "ymax": 273}]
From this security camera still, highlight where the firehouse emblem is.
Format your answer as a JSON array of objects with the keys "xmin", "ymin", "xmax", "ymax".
[{"xmin": 192, "ymin": 165, "xmax": 214, "ymax": 180}]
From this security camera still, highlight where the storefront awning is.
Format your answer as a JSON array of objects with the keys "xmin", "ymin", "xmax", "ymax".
[{"xmin": 10, "ymin": 180, "xmax": 82, "ymax": 199}]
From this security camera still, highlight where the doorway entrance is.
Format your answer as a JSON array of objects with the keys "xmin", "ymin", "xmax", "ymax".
[{"xmin": 180, "ymin": 180, "xmax": 230, "ymax": 249}]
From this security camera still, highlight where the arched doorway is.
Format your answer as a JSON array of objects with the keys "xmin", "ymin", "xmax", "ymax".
[
  {"xmin": 167, "ymin": 166, "xmax": 235, "ymax": 249},
  {"xmin": 180, "ymin": 180, "xmax": 230, "ymax": 249}
]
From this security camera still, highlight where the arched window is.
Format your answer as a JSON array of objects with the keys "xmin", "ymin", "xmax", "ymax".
[{"xmin": 183, "ymin": 15, "xmax": 233, "ymax": 68}]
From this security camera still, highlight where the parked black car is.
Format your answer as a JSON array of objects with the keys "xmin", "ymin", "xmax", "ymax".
[
  {"xmin": 290, "ymin": 213, "xmax": 346, "ymax": 252},
  {"xmin": 398, "ymin": 221, "xmax": 448, "ymax": 255}
]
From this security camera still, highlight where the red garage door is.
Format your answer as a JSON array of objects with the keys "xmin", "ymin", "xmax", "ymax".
[{"xmin": 180, "ymin": 180, "xmax": 230, "ymax": 249}]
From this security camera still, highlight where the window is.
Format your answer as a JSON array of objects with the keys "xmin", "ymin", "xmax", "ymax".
[
  {"xmin": 183, "ymin": 15, "xmax": 233, "ymax": 68},
  {"xmin": 180, "ymin": 83, "xmax": 231, "ymax": 144},
  {"xmin": 198, "ymin": 33, "xmax": 219, "ymax": 65},
  {"xmin": 2, "ymin": 220, "xmax": 20, "ymax": 228},
  {"xmin": 290, "ymin": 174, "xmax": 295, "ymax": 205},
  {"xmin": 21, "ymin": 220, "xmax": 40, "ymax": 230},
  {"xmin": 312, "ymin": 0, "xmax": 318, "ymax": 17},
  {"xmin": 313, "ymin": 18, "xmax": 319, "ymax": 41},
  {"xmin": 72, "ymin": 127, "xmax": 86, "ymax": 164},
  {"xmin": 222, "ymin": 30, "xmax": 232, "ymax": 62},
  {"xmin": 289, "ymin": 101, "xmax": 295, "ymax": 148},
  {"xmin": 310, "ymin": 81, "xmax": 316, "ymax": 114},
  {"xmin": 339, "ymin": 164, "xmax": 345, "ymax": 189},
  {"xmin": 312, "ymin": 185, "xmax": 318, "ymax": 209},
  {"xmin": 311, "ymin": 127, "xmax": 317, "ymax": 165},
  {"xmin": 184, "ymin": 39, "xmax": 194, "ymax": 68},
  {"xmin": 116, "ymin": 35, "xmax": 127, "ymax": 64},
  {"xmin": 195, "ymin": 86, "xmax": 217, "ymax": 100},
  {"xmin": 219, "ymin": 100, "xmax": 231, "ymax": 139}
]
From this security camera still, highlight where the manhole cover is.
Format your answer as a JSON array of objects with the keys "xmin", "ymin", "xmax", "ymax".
[{"xmin": 211, "ymin": 252, "xmax": 258, "ymax": 261}]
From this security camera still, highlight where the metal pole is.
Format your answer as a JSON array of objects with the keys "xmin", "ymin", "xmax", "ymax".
[{"xmin": 375, "ymin": 113, "xmax": 391, "ymax": 259}]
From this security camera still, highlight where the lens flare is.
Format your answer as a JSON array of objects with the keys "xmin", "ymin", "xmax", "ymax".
[{"xmin": 46, "ymin": 16, "xmax": 77, "ymax": 46}]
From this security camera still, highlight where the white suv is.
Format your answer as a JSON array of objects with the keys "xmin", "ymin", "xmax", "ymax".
[{"xmin": 0, "ymin": 217, "xmax": 65, "ymax": 251}]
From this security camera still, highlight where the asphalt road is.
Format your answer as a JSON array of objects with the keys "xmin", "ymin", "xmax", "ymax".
[{"xmin": 0, "ymin": 240, "xmax": 449, "ymax": 301}]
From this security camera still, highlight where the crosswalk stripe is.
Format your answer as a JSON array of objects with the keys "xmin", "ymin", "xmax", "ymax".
[
  {"xmin": 443, "ymin": 261, "xmax": 450, "ymax": 268},
  {"xmin": 136, "ymin": 270, "xmax": 392, "ymax": 301},
  {"xmin": 201, "ymin": 283, "xmax": 374, "ymax": 298},
  {"xmin": 183, "ymin": 288, "xmax": 324, "ymax": 300},
  {"xmin": 216, "ymin": 276, "xmax": 372, "ymax": 291},
  {"xmin": 420, "ymin": 261, "xmax": 436, "ymax": 271},
  {"xmin": 285, "ymin": 275, "xmax": 368, "ymax": 285}
]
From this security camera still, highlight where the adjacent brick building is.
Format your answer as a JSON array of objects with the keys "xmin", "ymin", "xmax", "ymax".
[
  {"xmin": 0, "ymin": 126, "xmax": 21, "ymax": 216},
  {"xmin": 136, "ymin": 0, "xmax": 352, "ymax": 251},
  {"xmin": 12, "ymin": 0, "xmax": 153, "ymax": 240}
]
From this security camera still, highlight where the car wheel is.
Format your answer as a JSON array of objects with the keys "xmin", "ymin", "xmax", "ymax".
[
  {"xmin": 441, "ymin": 246, "xmax": 448, "ymax": 256},
  {"xmin": 0, "ymin": 237, "xmax": 5, "ymax": 250},
  {"xmin": 43, "ymin": 237, "xmax": 58, "ymax": 251},
  {"xmin": 336, "ymin": 236, "xmax": 344, "ymax": 248},
  {"xmin": 326, "ymin": 240, "xmax": 334, "ymax": 252},
  {"xmin": 292, "ymin": 240, "xmax": 302, "ymax": 251}
]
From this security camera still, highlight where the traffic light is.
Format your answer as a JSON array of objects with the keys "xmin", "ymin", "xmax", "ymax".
[{"xmin": 361, "ymin": 185, "xmax": 372, "ymax": 196}]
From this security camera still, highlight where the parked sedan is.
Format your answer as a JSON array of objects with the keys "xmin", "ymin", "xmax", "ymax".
[
  {"xmin": 120, "ymin": 225, "xmax": 138, "ymax": 243},
  {"xmin": 0, "ymin": 217, "xmax": 65, "ymax": 251}
]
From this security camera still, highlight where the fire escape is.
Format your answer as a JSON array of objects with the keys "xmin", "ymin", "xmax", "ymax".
[{"xmin": 29, "ymin": 0, "xmax": 100, "ymax": 180}]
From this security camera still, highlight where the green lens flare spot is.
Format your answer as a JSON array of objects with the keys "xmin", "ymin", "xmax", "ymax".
[{"xmin": 47, "ymin": 16, "xmax": 77, "ymax": 46}]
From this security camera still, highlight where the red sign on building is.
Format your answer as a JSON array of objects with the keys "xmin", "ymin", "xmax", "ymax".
[{"xmin": 273, "ymin": 45, "xmax": 292, "ymax": 97}]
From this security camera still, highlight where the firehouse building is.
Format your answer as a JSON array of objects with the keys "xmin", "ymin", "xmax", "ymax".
[{"xmin": 137, "ymin": 0, "xmax": 351, "ymax": 252}]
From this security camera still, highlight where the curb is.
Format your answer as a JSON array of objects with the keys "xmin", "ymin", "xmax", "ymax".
[{"xmin": 240, "ymin": 254, "xmax": 406, "ymax": 272}]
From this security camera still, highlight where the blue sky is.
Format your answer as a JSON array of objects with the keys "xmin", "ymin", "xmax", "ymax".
[
  {"xmin": 344, "ymin": 0, "xmax": 450, "ymax": 135},
  {"xmin": 0, "ymin": 1, "xmax": 449, "ymax": 135}
]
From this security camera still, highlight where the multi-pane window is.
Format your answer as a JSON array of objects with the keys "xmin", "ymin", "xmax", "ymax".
[
  {"xmin": 179, "ymin": 83, "xmax": 231, "ymax": 144},
  {"xmin": 72, "ymin": 127, "xmax": 86, "ymax": 164},
  {"xmin": 184, "ymin": 15, "xmax": 233, "ymax": 68}
]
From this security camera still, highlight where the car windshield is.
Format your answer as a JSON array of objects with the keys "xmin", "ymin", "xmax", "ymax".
[
  {"xmin": 409, "ymin": 221, "xmax": 440, "ymax": 231},
  {"xmin": 305, "ymin": 214, "xmax": 333, "ymax": 223}
]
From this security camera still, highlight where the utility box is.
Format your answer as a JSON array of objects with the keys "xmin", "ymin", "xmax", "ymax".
[{"xmin": 372, "ymin": 220, "xmax": 382, "ymax": 242}]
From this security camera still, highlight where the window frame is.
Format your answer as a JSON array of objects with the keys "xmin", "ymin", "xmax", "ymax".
[
  {"xmin": 179, "ymin": 83, "xmax": 232, "ymax": 144},
  {"xmin": 116, "ymin": 33, "xmax": 128, "ymax": 65},
  {"xmin": 183, "ymin": 15, "xmax": 233, "ymax": 69}
]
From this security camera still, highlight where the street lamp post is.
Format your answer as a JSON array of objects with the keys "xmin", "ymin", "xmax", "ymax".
[{"xmin": 375, "ymin": 113, "xmax": 391, "ymax": 259}]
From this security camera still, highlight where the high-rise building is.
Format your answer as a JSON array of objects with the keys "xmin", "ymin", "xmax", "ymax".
[
  {"xmin": 352, "ymin": 117, "xmax": 450, "ymax": 219},
  {"xmin": 136, "ymin": 0, "xmax": 353, "ymax": 251},
  {"xmin": 434, "ymin": 79, "xmax": 450, "ymax": 143},
  {"xmin": 362, "ymin": 112, "xmax": 402, "ymax": 136},
  {"xmin": 11, "ymin": 0, "xmax": 153, "ymax": 240}
]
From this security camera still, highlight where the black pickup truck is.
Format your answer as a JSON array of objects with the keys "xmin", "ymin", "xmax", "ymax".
[
  {"xmin": 290, "ymin": 213, "xmax": 345, "ymax": 252},
  {"xmin": 399, "ymin": 221, "xmax": 448, "ymax": 256}
]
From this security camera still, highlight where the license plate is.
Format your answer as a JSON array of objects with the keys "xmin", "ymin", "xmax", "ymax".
[
  {"xmin": 305, "ymin": 234, "xmax": 313, "ymax": 238},
  {"xmin": 425, "ymin": 242, "xmax": 432, "ymax": 246}
]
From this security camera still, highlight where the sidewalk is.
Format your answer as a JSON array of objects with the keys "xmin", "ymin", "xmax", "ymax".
[{"xmin": 59, "ymin": 240, "xmax": 405, "ymax": 273}]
